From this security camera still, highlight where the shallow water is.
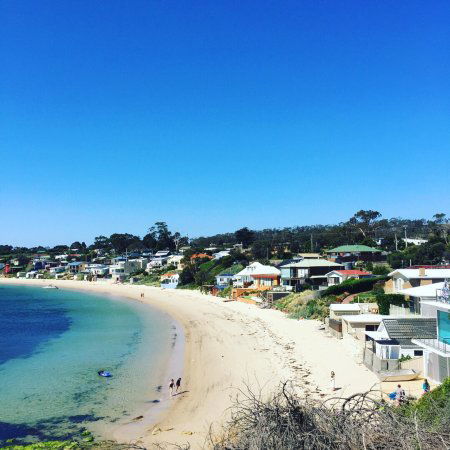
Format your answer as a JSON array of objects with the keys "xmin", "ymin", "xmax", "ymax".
[{"xmin": 0, "ymin": 285, "xmax": 175, "ymax": 444}]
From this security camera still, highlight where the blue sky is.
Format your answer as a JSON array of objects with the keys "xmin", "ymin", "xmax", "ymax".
[{"xmin": 1, "ymin": 0, "xmax": 449, "ymax": 246}]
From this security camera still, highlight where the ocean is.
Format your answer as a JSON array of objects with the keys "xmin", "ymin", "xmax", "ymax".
[{"xmin": 0, "ymin": 284, "xmax": 176, "ymax": 444}]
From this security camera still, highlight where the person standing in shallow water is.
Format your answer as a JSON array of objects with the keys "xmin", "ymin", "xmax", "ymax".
[
  {"xmin": 176, "ymin": 377, "xmax": 181, "ymax": 393},
  {"xmin": 169, "ymin": 379, "xmax": 174, "ymax": 396}
]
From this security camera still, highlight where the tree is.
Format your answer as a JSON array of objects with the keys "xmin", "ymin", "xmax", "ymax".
[
  {"xmin": 252, "ymin": 241, "xmax": 270, "ymax": 260},
  {"xmin": 93, "ymin": 235, "xmax": 112, "ymax": 251},
  {"xmin": 433, "ymin": 213, "xmax": 447, "ymax": 224},
  {"xmin": 51, "ymin": 245, "xmax": 69, "ymax": 253},
  {"xmin": 235, "ymin": 227, "xmax": 255, "ymax": 248},
  {"xmin": 348, "ymin": 210, "xmax": 382, "ymax": 239},
  {"xmin": 70, "ymin": 241, "xmax": 82, "ymax": 250},
  {"xmin": 109, "ymin": 233, "xmax": 142, "ymax": 253},
  {"xmin": 0, "ymin": 245, "xmax": 14, "ymax": 255}
]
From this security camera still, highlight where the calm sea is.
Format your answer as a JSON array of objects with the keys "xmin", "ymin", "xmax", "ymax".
[{"xmin": 0, "ymin": 284, "xmax": 175, "ymax": 444}]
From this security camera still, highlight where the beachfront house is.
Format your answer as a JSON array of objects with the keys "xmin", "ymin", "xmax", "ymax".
[
  {"xmin": 341, "ymin": 314, "xmax": 384, "ymax": 341},
  {"xmin": 385, "ymin": 267, "xmax": 450, "ymax": 293},
  {"xmin": 110, "ymin": 260, "xmax": 141, "ymax": 282},
  {"xmin": 67, "ymin": 262, "xmax": 86, "ymax": 274},
  {"xmin": 147, "ymin": 251, "xmax": 171, "ymax": 269},
  {"xmin": 326, "ymin": 245, "xmax": 383, "ymax": 263},
  {"xmin": 49, "ymin": 266, "xmax": 67, "ymax": 275},
  {"xmin": 215, "ymin": 273, "xmax": 234, "ymax": 288},
  {"xmin": 233, "ymin": 262, "xmax": 281, "ymax": 288},
  {"xmin": 408, "ymin": 282, "xmax": 450, "ymax": 383},
  {"xmin": 325, "ymin": 269, "xmax": 373, "ymax": 287},
  {"xmin": 327, "ymin": 303, "xmax": 378, "ymax": 338},
  {"xmin": 365, "ymin": 317, "xmax": 436, "ymax": 360},
  {"xmin": 160, "ymin": 272, "xmax": 180, "ymax": 289},
  {"xmin": 86, "ymin": 264, "xmax": 110, "ymax": 277},
  {"xmin": 280, "ymin": 259, "xmax": 344, "ymax": 290},
  {"xmin": 167, "ymin": 254, "xmax": 184, "ymax": 270}
]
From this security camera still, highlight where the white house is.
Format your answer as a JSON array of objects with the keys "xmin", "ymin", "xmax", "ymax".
[
  {"xmin": 387, "ymin": 267, "xmax": 450, "ymax": 293},
  {"xmin": 167, "ymin": 254, "xmax": 184, "ymax": 269},
  {"xmin": 402, "ymin": 238, "xmax": 428, "ymax": 246},
  {"xmin": 213, "ymin": 250, "xmax": 230, "ymax": 260},
  {"xmin": 86, "ymin": 264, "xmax": 110, "ymax": 277},
  {"xmin": 325, "ymin": 269, "xmax": 372, "ymax": 286},
  {"xmin": 110, "ymin": 260, "xmax": 141, "ymax": 282},
  {"xmin": 365, "ymin": 317, "xmax": 436, "ymax": 360},
  {"xmin": 215, "ymin": 273, "xmax": 234, "ymax": 287},
  {"xmin": 233, "ymin": 262, "xmax": 280, "ymax": 288},
  {"xmin": 161, "ymin": 273, "xmax": 180, "ymax": 289},
  {"xmin": 147, "ymin": 251, "xmax": 171, "ymax": 270}
]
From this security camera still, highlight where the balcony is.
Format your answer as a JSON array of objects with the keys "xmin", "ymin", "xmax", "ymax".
[
  {"xmin": 412, "ymin": 337, "xmax": 450, "ymax": 356},
  {"xmin": 435, "ymin": 289, "xmax": 450, "ymax": 305}
]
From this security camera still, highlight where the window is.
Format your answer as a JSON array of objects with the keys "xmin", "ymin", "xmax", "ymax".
[{"xmin": 414, "ymin": 350, "xmax": 423, "ymax": 356}]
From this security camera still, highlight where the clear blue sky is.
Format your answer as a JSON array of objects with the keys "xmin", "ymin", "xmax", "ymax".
[{"xmin": 1, "ymin": 0, "xmax": 449, "ymax": 247}]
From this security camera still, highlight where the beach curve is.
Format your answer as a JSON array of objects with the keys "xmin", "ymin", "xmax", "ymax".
[{"xmin": 0, "ymin": 278, "xmax": 379, "ymax": 448}]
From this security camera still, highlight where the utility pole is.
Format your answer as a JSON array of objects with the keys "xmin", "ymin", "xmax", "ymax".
[
  {"xmin": 394, "ymin": 233, "xmax": 398, "ymax": 251},
  {"xmin": 404, "ymin": 226, "xmax": 408, "ymax": 248},
  {"xmin": 310, "ymin": 234, "xmax": 313, "ymax": 252}
]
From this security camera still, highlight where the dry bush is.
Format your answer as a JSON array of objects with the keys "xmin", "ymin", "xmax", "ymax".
[{"xmin": 210, "ymin": 382, "xmax": 450, "ymax": 450}]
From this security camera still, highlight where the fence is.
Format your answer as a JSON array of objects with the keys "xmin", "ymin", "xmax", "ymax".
[{"xmin": 363, "ymin": 348, "xmax": 400, "ymax": 372}]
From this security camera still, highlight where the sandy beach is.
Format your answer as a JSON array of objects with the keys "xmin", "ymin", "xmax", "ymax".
[{"xmin": 0, "ymin": 278, "xmax": 379, "ymax": 448}]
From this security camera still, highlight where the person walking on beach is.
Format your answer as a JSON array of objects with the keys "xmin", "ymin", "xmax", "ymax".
[
  {"xmin": 176, "ymin": 377, "xmax": 181, "ymax": 393},
  {"xmin": 422, "ymin": 379, "xmax": 430, "ymax": 395},
  {"xmin": 169, "ymin": 379, "xmax": 175, "ymax": 396},
  {"xmin": 395, "ymin": 384, "xmax": 406, "ymax": 406},
  {"xmin": 330, "ymin": 371, "xmax": 336, "ymax": 391}
]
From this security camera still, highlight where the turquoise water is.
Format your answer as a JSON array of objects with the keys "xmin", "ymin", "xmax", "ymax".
[{"xmin": 0, "ymin": 285, "xmax": 176, "ymax": 444}]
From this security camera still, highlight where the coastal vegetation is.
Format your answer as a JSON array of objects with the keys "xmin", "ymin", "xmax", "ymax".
[
  {"xmin": 274, "ymin": 291, "xmax": 336, "ymax": 320},
  {"xmin": 211, "ymin": 380, "xmax": 450, "ymax": 449},
  {"xmin": 321, "ymin": 276, "xmax": 388, "ymax": 296}
]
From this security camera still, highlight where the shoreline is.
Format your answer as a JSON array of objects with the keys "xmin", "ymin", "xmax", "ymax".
[{"xmin": 0, "ymin": 278, "xmax": 380, "ymax": 449}]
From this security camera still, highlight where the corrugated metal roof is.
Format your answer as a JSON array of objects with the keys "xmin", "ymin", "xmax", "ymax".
[
  {"xmin": 383, "ymin": 318, "xmax": 437, "ymax": 340},
  {"xmin": 281, "ymin": 259, "xmax": 342, "ymax": 268},
  {"xmin": 327, "ymin": 245, "xmax": 382, "ymax": 253}
]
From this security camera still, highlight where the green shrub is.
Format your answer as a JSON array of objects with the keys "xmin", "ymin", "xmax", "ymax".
[
  {"xmin": 400, "ymin": 377, "xmax": 450, "ymax": 427},
  {"xmin": 376, "ymin": 293, "xmax": 408, "ymax": 315},
  {"xmin": 322, "ymin": 276, "xmax": 388, "ymax": 296}
]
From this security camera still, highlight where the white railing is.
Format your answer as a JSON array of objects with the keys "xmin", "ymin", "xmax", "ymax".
[{"xmin": 413, "ymin": 338, "xmax": 450, "ymax": 355}]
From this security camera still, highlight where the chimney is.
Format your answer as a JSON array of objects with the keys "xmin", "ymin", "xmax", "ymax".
[{"xmin": 419, "ymin": 267, "xmax": 426, "ymax": 277}]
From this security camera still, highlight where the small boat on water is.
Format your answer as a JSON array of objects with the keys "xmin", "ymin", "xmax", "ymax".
[
  {"xmin": 42, "ymin": 285, "xmax": 58, "ymax": 289},
  {"xmin": 98, "ymin": 370, "xmax": 112, "ymax": 378}
]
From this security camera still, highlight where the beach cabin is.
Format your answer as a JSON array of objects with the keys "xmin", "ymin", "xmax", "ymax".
[
  {"xmin": 341, "ymin": 314, "xmax": 384, "ymax": 342},
  {"xmin": 363, "ymin": 317, "xmax": 437, "ymax": 375}
]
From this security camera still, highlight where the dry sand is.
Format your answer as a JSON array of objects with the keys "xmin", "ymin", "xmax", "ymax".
[{"xmin": 0, "ymin": 278, "xmax": 379, "ymax": 448}]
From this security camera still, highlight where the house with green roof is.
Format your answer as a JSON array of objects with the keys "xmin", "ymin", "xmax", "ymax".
[{"xmin": 326, "ymin": 244, "xmax": 384, "ymax": 263}]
